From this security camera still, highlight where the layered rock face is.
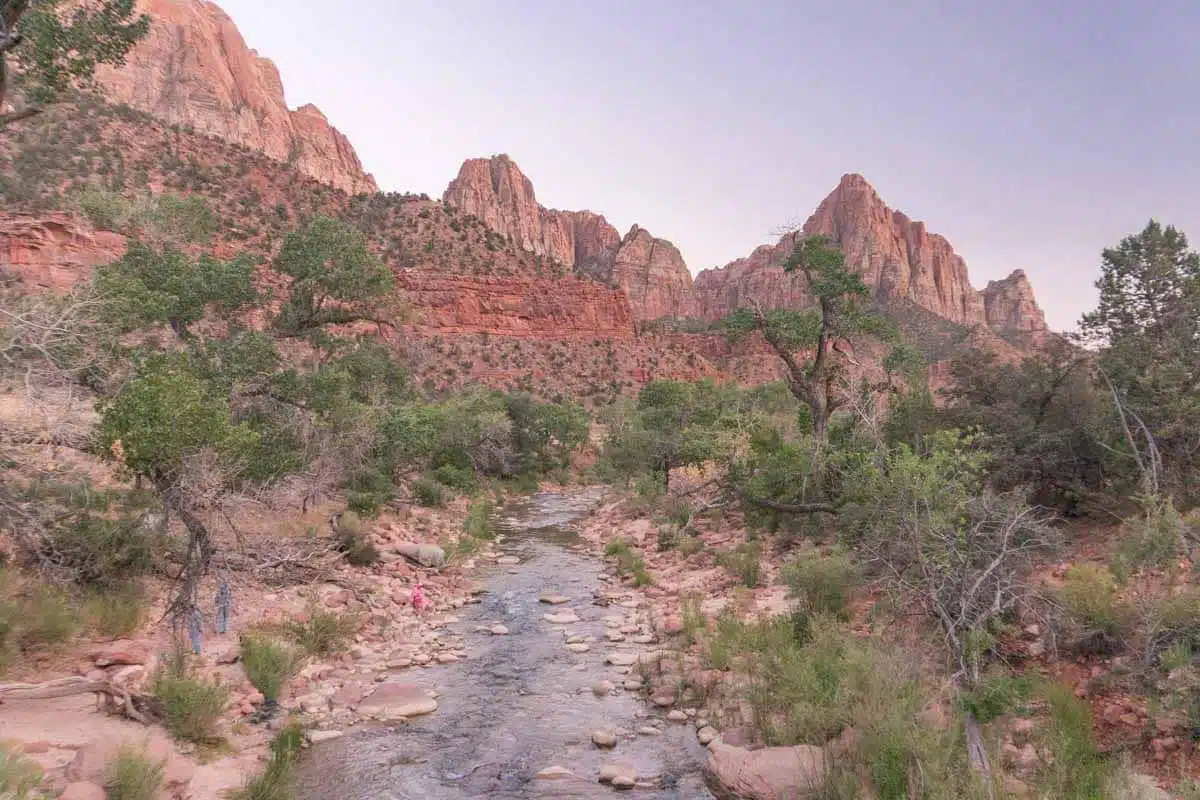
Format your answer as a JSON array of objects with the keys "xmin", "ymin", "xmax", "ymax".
[
  {"xmin": 95, "ymin": 0, "xmax": 376, "ymax": 195},
  {"xmin": 397, "ymin": 273, "xmax": 635, "ymax": 339},
  {"xmin": 443, "ymin": 155, "xmax": 693, "ymax": 321},
  {"xmin": 693, "ymin": 174, "xmax": 1006, "ymax": 327},
  {"xmin": 0, "ymin": 214, "xmax": 126, "ymax": 290},
  {"xmin": 982, "ymin": 269, "xmax": 1049, "ymax": 342}
]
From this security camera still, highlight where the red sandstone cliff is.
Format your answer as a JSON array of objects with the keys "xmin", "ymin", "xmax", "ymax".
[
  {"xmin": 0, "ymin": 214, "xmax": 126, "ymax": 290},
  {"xmin": 95, "ymin": 0, "xmax": 376, "ymax": 195},
  {"xmin": 693, "ymin": 174, "xmax": 1047, "ymax": 340},
  {"xmin": 982, "ymin": 269, "xmax": 1049, "ymax": 344},
  {"xmin": 443, "ymin": 155, "xmax": 693, "ymax": 321}
]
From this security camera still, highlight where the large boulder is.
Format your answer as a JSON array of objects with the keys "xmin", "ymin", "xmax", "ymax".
[
  {"xmin": 393, "ymin": 543, "xmax": 446, "ymax": 569},
  {"xmin": 704, "ymin": 742, "xmax": 827, "ymax": 800},
  {"xmin": 355, "ymin": 682, "xmax": 438, "ymax": 720}
]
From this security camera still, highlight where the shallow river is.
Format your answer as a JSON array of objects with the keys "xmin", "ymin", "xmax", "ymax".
[{"xmin": 297, "ymin": 489, "xmax": 713, "ymax": 799}]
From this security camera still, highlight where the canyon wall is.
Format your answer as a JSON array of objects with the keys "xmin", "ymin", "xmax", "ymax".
[
  {"xmin": 443, "ymin": 155, "xmax": 694, "ymax": 322},
  {"xmin": 95, "ymin": 0, "xmax": 376, "ymax": 195}
]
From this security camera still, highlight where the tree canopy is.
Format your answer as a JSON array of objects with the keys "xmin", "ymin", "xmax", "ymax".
[{"xmin": 0, "ymin": 0, "xmax": 150, "ymax": 129}]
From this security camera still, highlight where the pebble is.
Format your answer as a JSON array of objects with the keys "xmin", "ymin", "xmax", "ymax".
[
  {"xmin": 697, "ymin": 726, "xmax": 718, "ymax": 745},
  {"xmin": 539, "ymin": 594, "xmax": 570, "ymax": 605},
  {"xmin": 604, "ymin": 631, "xmax": 626, "ymax": 642},
  {"xmin": 622, "ymin": 678, "xmax": 644, "ymax": 691},
  {"xmin": 592, "ymin": 680, "xmax": 615, "ymax": 697},
  {"xmin": 667, "ymin": 710, "xmax": 688, "ymax": 722},
  {"xmin": 489, "ymin": 624, "xmax": 510, "ymax": 636},
  {"xmin": 565, "ymin": 634, "xmax": 589, "ymax": 644},
  {"xmin": 651, "ymin": 692, "xmax": 676, "ymax": 708},
  {"xmin": 605, "ymin": 653, "xmax": 637, "ymax": 666},
  {"xmin": 543, "ymin": 610, "xmax": 580, "ymax": 625},
  {"xmin": 496, "ymin": 556, "xmax": 520, "ymax": 565},
  {"xmin": 637, "ymin": 726, "xmax": 662, "ymax": 736},
  {"xmin": 565, "ymin": 642, "xmax": 591, "ymax": 653},
  {"xmin": 591, "ymin": 729, "xmax": 617, "ymax": 748},
  {"xmin": 631, "ymin": 634, "xmax": 656, "ymax": 644}
]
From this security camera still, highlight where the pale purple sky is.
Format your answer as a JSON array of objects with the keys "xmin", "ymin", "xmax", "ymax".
[{"xmin": 220, "ymin": 0, "xmax": 1198, "ymax": 331}]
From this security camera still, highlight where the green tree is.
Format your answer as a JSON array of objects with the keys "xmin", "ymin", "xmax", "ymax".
[
  {"xmin": 724, "ymin": 234, "xmax": 877, "ymax": 446},
  {"xmin": 0, "ymin": 0, "xmax": 150, "ymax": 129},
  {"xmin": 1080, "ymin": 220, "xmax": 1200, "ymax": 504},
  {"xmin": 272, "ymin": 215, "xmax": 395, "ymax": 336},
  {"xmin": 94, "ymin": 240, "xmax": 257, "ymax": 337},
  {"xmin": 941, "ymin": 341, "xmax": 1110, "ymax": 513},
  {"xmin": 603, "ymin": 379, "xmax": 742, "ymax": 489}
]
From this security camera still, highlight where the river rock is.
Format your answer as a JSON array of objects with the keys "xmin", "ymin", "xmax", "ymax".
[
  {"xmin": 697, "ymin": 726, "xmax": 719, "ymax": 745},
  {"xmin": 622, "ymin": 678, "xmax": 644, "ymax": 691},
  {"xmin": 652, "ymin": 692, "xmax": 677, "ymax": 708},
  {"xmin": 307, "ymin": 729, "xmax": 345, "ymax": 744},
  {"xmin": 637, "ymin": 726, "xmax": 662, "ymax": 736},
  {"xmin": 565, "ymin": 642, "xmax": 591, "ymax": 653},
  {"xmin": 631, "ymin": 634, "xmax": 656, "ymax": 644},
  {"xmin": 544, "ymin": 610, "xmax": 580, "ymax": 624},
  {"xmin": 565, "ymin": 634, "xmax": 589, "ymax": 644},
  {"xmin": 598, "ymin": 761, "xmax": 637, "ymax": 785},
  {"xmin": 356, "ymin": 682, "xmax": 438, "ymax": 719},
  {"xmin": 592, "ymin": 729, "xmax": 617, "ymax": 748},
  {"xmin": 58, "ymin": 784, "xmax": 106, "ymax": 800},
  {"xmin": 539, "ymin": 594, "xmax": 570, "ymax": 605},
  {"xmin": 705, "ymin": 742, "xmax": 827, "ymax": 800},
  {"xmin": 497, "ymin": 555, "xmax": 520, "ymax": 565},
  {"xmin": 604, "ymin": 631, "xmax": 625, "ymax": 642},
  {"xmin": 535, "ymin": 765, "xmax": 575, "ymax": 779},
  {"xmin": 394, "ymin": 543, "xmax": 446, "ymax": 568},
  {"xmin": 605, "ymin": 652, "xmax": 637, "ymax": 666},
  {"xmin": 592, "ymin": 680, "xmax": 615, "ymax": 697},
  {"xmin": 490, "ymin": 624, "xmax": 510, "ymax": 635},
  {"xmin": 612, "ymin": 773, "xmax": 636, "ymax": 789}
]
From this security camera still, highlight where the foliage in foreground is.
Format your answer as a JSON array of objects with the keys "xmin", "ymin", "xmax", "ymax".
[
  {"xmin": 104, "ymin": 745, "xmax": 164, "ymax": 800},
  {"xmin": 151, "ymin": 659, "xmax": 229, "ymax": 745},
  {"xmin": 231, "ymin": 723, "xmax": 305, "ymax": 800}
]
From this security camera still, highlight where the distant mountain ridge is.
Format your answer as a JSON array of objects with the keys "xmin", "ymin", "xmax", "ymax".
[{"xmin": 442, "ymin": 157, "xmax": 1049, "ymax": 345}]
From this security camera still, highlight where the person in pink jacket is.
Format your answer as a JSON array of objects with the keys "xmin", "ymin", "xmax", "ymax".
[{"xmin": 411, "ymin": 581, "xmax": 429, "ymax": 614}]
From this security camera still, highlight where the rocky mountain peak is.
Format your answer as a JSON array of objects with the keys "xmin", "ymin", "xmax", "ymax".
[
  {"xmin": 443, "ymin": 155, "xmax": 693, "ymax": 321},
  {"xmin": 94, "ymin": 0, "xmax": 376, "ymax": 195}
]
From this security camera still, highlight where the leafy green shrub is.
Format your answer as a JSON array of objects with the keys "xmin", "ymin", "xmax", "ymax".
[
  {"xmin": 231, "ymin": 723, "xmax": 304, "ymax": 800},
  {"xmin": 15, "ymin": 587, "xmax": 74, "ymax": 650},
  {"xmin": 105, "ymin": 745, "xmax": 164, "ymax": 800},
  {"xmin": 1144, "ymin": 588, "xmax": 1200, "ymax": 662},
  {"xmin": 433, "ymin": 464, "xmax": 475, "ymax": 492},
  {"xmin": 1112, "ymin": 498, "xmax": 1185, "ymax": 578},
  {"xmin": 463, "ymin": 499, "xmax": 494, "ymax": 539},
  {"xmin": 1061, "ymin": 564, "xmax": 1124, "ymax": 636},
  {"xmin": 677, "ymin": 535, "xmax": 703, "ymax": 558},
  {"xmin": 151, "ymin": 664, "xmax": 229, "ymax": 744},
  {"xmin": 86, "ymin": 585, "xmax": 145, "ymax": 637},
  {"xmin": 332, "ymin": 512, "xmax": 378, "ymax": 566},
  {"xmin": 604, "ymin": 539, "xmax": 652, "ymax": 585},
  {"xmin": 284, "ymin": 610, "xmax": 357, "ymax": 657},
  {"xmin": 955, "ymin": 673, "xmax": 1033, "ymax": 723},
  {"xmin": 45, "ymin": 514, "xmax": 154, "ymax": 589},
  {"xmin": 76, "ymin": 184, "xmax": 130, "ymax": 230},
  {"xmin": 679, "ymin": 595, "xmax": 706, "ymax": 648},
  {"xmin": 716, "ymin": 542, "xmax": 761, "ymax": 588},
  {"xmin": 0, "ymin": 741, "xmax": 45, "ymax": 799},
  {"xmin": 412, "ymin": 476, "xmax": 445, "ymax": 507},
  {"xmin": 1037, "ymin": 682, "xmax": 1109, "ymax": 799},
  {"xmin": 662, "ymin": 496, "xmax": 693, "ymax": 528},
  {"xmin": 656, "ymin": 526, "xmax": 678, "ymax": 551},
  {"xmin": 782, "ymin": 549, "xmax": 859, "ymax": 619},
  {"xmin": 240, "ymin": 634, "xmax": 299, "ymax": 706}
]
